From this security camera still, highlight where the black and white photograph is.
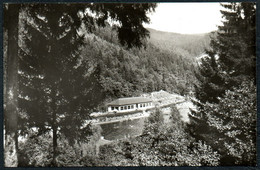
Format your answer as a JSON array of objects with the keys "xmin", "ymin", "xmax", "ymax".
[{"xmin": 3, "ymin": 1, "xmax": 257, "ymax": 167}]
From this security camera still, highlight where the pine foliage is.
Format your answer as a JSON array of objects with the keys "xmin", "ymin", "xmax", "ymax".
[
  {"xmin": 191, "ymin": 81, "xmax": 256, "ymax": 165},
  {"xmin": 189, "ymin": 2, "xmax": 256, "ymax": 166},
  {"xmin": 16, "ymin": 3, "xmax": 157, "ymax": 166},
  {"xmin": 195, "ymin": 2, "xmax": 256, "ymax": 103}
]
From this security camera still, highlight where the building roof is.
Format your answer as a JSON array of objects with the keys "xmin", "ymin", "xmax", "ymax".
[
  {"xmin": 151, "ymin": 90, "xmax": 172, "ymax": 99},
  {"xmin": 107, "ymin": 97, "xmax": 152, "ymax": 106}
]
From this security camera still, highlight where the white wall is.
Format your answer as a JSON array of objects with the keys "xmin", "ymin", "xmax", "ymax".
[{"xmin": 108, "ymin": 102, "xmax": 154, "ymax": 113}]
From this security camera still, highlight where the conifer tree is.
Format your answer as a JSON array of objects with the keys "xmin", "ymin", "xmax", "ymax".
[
  {"xmin": 195, "ymin": 2, "xmax": 256, "ymax": 103},
  {"xmin": 191, "ymin": 81, "xmax": 256, "ymax": 165},
  {"xmin": 14, "ymin": 3, "xmax": 157, "ymax": 166},
  {"xmin": 189, "ymin": 2, "xmax": 256, "ymax": 165},
  {"xmin": 194, "ymin": 51, "xmax": 226, "ymax": 103},
  {"xmin": 215, "ymin": 3, "xmax": 256, "ymax": 80},
  {"xmin": 4, "ymin": 4, "xmax": 20, "ymax": 167}
]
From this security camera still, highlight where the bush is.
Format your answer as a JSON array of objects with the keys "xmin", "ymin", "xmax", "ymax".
[
  {"xmin": 18, "ymin": 124, "xmax": 103, "ymax": 167},
  {"xmin": 190, "ymin": 81, "xmax": 256, "ymax": 165},
  {"xmin": 98, "ymin": 107, "xmax": 220, "ymax": 166}
]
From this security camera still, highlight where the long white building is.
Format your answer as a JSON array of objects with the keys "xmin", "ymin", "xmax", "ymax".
[{"xmin": 107, "ymin": 97, "xmax": 154, "ymax": 113}]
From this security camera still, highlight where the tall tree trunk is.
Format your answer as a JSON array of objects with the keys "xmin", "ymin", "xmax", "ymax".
[
  {"xmin": 4, "ymin": 4, "xmax": 20, "ymax": 167},
  {"xmin": 51, "ymin": 89, "xmax": 58, "ymax": 166},
  {"xmin": 52, "ymin": 115, "xmax": 58, "ymax": 166}
]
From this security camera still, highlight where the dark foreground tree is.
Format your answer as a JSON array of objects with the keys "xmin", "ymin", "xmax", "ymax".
[
  {"xmin": 190, "ymin": 81, "xmax": 256, "ymax": 165},
  {"xmin": 194, "ymin": 52, "xmax": 226, "ymax": 103},
  {"xmin": 4, "ymin": 4, "xmax": 20, "ymax": 167},
  {"xmin": 189, "ymin": 2, "xmax": 256, "ymax": 166},
  {"xmin": 214, "ymin": 3, "xmax": 256, "ymax": 80},
  {"xmin": 14, "ymin": 3, "xmax": 157, "ymax": 166},
  {"xmin": 195, "ymin": 2, "xmax": 256, "ymax": 103}
]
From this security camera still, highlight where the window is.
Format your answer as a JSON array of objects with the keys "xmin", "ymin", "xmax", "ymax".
[
  {"xmin": 136, "ymin": 104, "xmax": 138, "ymax": 108},
  {"xmin": 121, "ymin": 107, "xmax": 124, "ymax": 110},
  {"xmin": 124, "ymin": 106, "xmax": 127, "ymax": 110},
  {"xmin": 111, "ymin": 107, "xmax": 114, "ymax": 110},
  {"xmin": 131, "ymin": 105, "xmax": 134, "ymax": 109},
  {"xmin": 115, "ymin": 107, "xmax": 119, "ymax": 110},
  {"xmin": 140, "ymin": 104, "xmax": 142, "ymax": 108},
  {"xmin": 128, "ymin": 106, "xmax": 130, "ymax": 109}
]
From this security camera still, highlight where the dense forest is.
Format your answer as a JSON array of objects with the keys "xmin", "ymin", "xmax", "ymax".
[
  {"xmin": 79, "ymin": 25, "xmax": 208, "ymax": 107},
  {"xmin": 148, "ymin": 28, "xmax": 212, "ymax": 58},
  {"xmin": 4, "ymin": 2, "xmax": 256, "ymax": 167}
]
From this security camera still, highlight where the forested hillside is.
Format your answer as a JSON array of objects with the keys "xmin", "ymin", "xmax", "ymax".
[
  {"xmin": 148, "ymin": 28, "xmax": 212, "ymax": 58},
  {"xmin": 78, "ymin": 25, "xmax": 201, "ymax": 110}
]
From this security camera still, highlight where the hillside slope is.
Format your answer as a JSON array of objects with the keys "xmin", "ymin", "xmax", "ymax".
[
  {"xmin": 79, "ymin": 26, "xmax": 209, "ymax": 110},
  {"xmin": 147, "ymin": 28, "xmax": 211, "ymax": 58}
]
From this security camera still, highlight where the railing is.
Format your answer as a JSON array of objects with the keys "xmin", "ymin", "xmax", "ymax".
[
  {"xmin": 87, "ymin": 99, "xmax": 188, "ymax": 125},
  {"xmin": 89, "ymin": 111, "xmax": 150, "ymax": 125}
]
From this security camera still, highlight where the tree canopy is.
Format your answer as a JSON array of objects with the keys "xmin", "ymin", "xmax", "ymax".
[
  {"xmin": 189, "ymin": 2, "xmax": 256, "ymax": 165},
  {"xmin": 195, "ymin": 2, "xmax": 256, "ymax": 103},
  {"xmin": 5, "ymin": 3, "xmax": 157, "ymax": 166},
  {"xmin": 98, "ymin": 107, "xmax": 220, "ymax": 166}
]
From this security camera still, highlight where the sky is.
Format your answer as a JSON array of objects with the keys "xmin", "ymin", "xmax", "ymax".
[{"xmin": 144, "ymin": 3, "xmax": 223, "ymax": 34}]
